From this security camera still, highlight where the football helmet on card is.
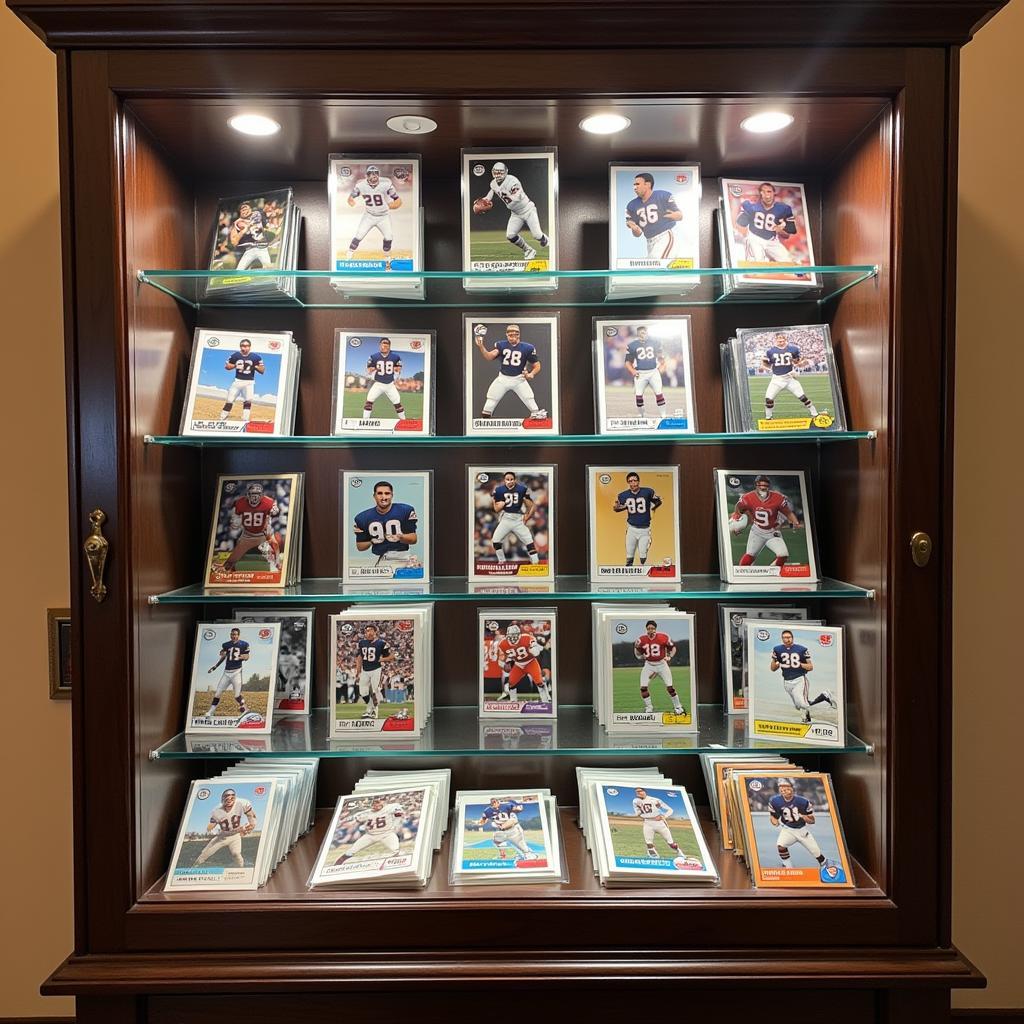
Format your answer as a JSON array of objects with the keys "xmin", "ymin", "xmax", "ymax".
[{"xmin": 491, "ymin": 162, "xmax": 508, "ymax": 182}]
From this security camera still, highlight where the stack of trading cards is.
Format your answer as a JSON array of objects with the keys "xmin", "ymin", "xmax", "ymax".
[
  {"xmin": 164, "ymin": 757, "xmax": 318, "ymax": 892},
  {"xmin": 468, "ymin": 466, "xmax": 554, "ymax": 581},
  {"xmin": 587, "ymin": 465, "xmax": 681, "ymax": 583},
  {"xmin": 205, "ymin": 473, "xmax": 304, "ymax": 588},
  {"xmin": 308, "ymin": 769, "xmax": 450, "ymax": 889},
  {"xmin": 341, "ymin": 470, "xmax": 431, "ymax": 584},
  {"xmin": 462, "ymin": 148, "xmax": 557, "ymax": 291},
  {"xmin": 714, "ymin": 468, "xmax": 819, "ymax": 585},
  {"xmin": 721, "ymin": 340, "xmax": 742, "ymax": 431},
  {"xmin": 722, "ymin": 325, "xmax": 847, "ymax": 433},
  {"xmin": 331, "ymin": 329, "xmax": 435, "ymax": 436},
  {"xmin": 478, "ymin": 609, "xmax": 556, "ymax": 718},
  {"xmin": 592, "ymin": 605, "xmax": 697, "ymax": 735},
  {"xmin": 330, "ymin": 604, "xmax": 433, "ymax": 738},
  {"xmin": 716, "ymin": 177, "xmax": 819, "ymax": 298},
  {"xmin": 607, "ymin": 163, "xmax": 701, "ymax": 299},
  {"xmin": 576, "ymin": 767, "xmax": 718, "ymax": 887},
  {"xmin": 232, "ymin": 608, "xmax": 314, "ymax": 715},
  {"xmin": 593, "ymin": 317, "xmax": 698, "ymax": 435},
  {"xmin": 450, "ymin": 789, "xmax": 564, "ymax": 885},
  {"xmin": 463, "ymin": 315, "xmax": 559, "ymax": 435},
  {"xmin": 180, "ymin": 328, "xmax": 301, "ymax": 437},
  {"xmin": 204, "ymin": 188, "xmax": 300, "ymax": 302},
  {"xmin": 328, "ymin": 155, "xmax": 423, "ymax": 300},
  {"xmin": 746, "ymin": 621, "xmax": 845, "ymax": 746}
]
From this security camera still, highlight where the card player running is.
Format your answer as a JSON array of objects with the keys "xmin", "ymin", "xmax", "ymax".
[{"xmin": 476, "ymin": 797, "xmax": 533, "ymax": 862}]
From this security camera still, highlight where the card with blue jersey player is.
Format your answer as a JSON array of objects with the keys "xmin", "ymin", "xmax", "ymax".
[
  {"xmin": 746, "ymin": 622, "xmax": 845, "ymax": 746},
  {"xmin": 185, "ymin": 622, "xmax": 281, "ymax": 734},
  {"xmin": 331, "ymin": 329, "xmax": 435, "ymax": 436},
  {"xmin": 734, "ymin": 771, "xmax": 854, "ymax": 888},
  {"xmin": 341, "ymin": 470, "xmax": 431, "ymax": 584},
  {"xmin": 593, "ymin": 317, "xmax": 697, "ymax": 434},
  {"xmin": 587, "ymin": 465, "xmax": 681, "ymax": 583},
  {"xmin": 468, "ymin": 466, "xmax": 554, "ymax": 581},
  {"xmin": 463, "ymin": 314, "xmax": 560, "ymax": 435}
]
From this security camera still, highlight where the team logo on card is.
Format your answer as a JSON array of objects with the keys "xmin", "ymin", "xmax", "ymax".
[
  {"xmin": 477, "ymin": 473, "xmax": 489, "ymax": 484},
  {"xmin": 258, "ymin": 628, "xmax": 273, "ymax": 640},
  {"xmin": 269, "ymin": 340, "xmax": 281, "ymax": 351},
  {"xmin": 473, "ymin": 163, "xmax": 485, "ymax": 176},
  {"xmin": 819, "ymin": 634, "xmax": 834, "ymax": 647},
  {"xmin": 340, "ymin": 623, "xmax": 354, "ymax": 634},
  {"xmin": 729, "ymin": 476, "xmax": 741, "ymax": 487},
  {"xmin": 350, "ymin": 478, "xmax": 363, "ymax": 488},
  {"xmin": 203, "ymin": 628, "xmax": 217, "ymax": 640},
  {"xmin": 393, "ymin": 166, "xmax": 409, "ymax": 180},
  {"xmin": 615, "ymin": 622, "xmax": 628, "ymax": 634},
  {"xmin": 197, "ymin": 788, "xmax": 211, "ymax": 800},
  {"xmin": 349, "ymin": 337, "xmax": 361, "ymax": 347},
  {"xmin": 206, "ymin": 337, "xmax": 220, "ymax": 347},
  {"xmin": 748, "ymin": 779, "xmax": 763, "ymax": 791},
  {"xmin": 606, "ymin": 327, "xmax": 618, "ymax": 337},
  {"xmin": 600, "ymin": 474, "xmax": 611, "ymax": 485},
  {"xmin": 411, "ymin": 339, "xmax": 423, "ymax": 350},
  {"xmin": 756, "ymin": 628, "xmax": 771, "ymax": 641},
  {"xmin": 606, "ymin": 788, "xmax": 619, "ymax": 796},
  {"xmin": 255, "ymin": 786, "xmax": 266, "ymax": 795},
  {"xmin": 675, "ymin": 174, "xmax": 689, "ymax": 183},
  {"xmin": 237, "ymin": 712, "xmax": 267, "ymax": 729},
  {"xmin": 730, "ymin": 185, "xmax": 743, "ymax": 196},
  {"xmin": 339, "ymin": 166, "xmax": 352, "ymax": 177},
  {"xmin": 398, "ymin": 620, "xmax": 413, "ymax": 631}
]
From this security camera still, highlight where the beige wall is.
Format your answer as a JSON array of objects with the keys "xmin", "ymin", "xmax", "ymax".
[{"xmin": 0, "ymin": 1, "xmax": 1020, "ymax": 1015}]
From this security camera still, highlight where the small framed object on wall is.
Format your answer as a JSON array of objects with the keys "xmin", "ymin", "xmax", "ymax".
[{"xmin": 47, "ymin": 607, "xmax": 71, "ymax": 700}]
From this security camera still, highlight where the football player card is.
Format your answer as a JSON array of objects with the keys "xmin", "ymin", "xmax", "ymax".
[
  {"xmin": 468, "ymin": 466, "xmax": 554, "ymax": 582},
  {"xmin": 746, "ymin": 622, "xmax": 845, "ymax": 746},
  {"xmin": 184, "ymin": 622, "xmax": 280, "ymax": 733},
  {"xmin": 478, "ymin": 609, "xmax": 557, "ymax": 719},
  {"xmin": 714, "ymin": 469, "xmax": 819, "ymax": 584},
  {"xmin": 463, "ymin": 314, "xmax": 559, "ymax": 435},
  {"xmin": 452, "ymin": 791, "xmax": 557, "ymax": 882},
  {"xmin": 165, "ymin": 778, "xmax": 279, "ymax": 891},
  {"xmin": 331, "ymin": 329, "xmax": 435, "ymax": 436},
  {"xmin": 341, "ymin": 470, "xmax": 431, "ymax": 584},
  {"xmin": 587, "ymin": 466, "xmax": 681, "ymax": 583},
  {"xmin": 462, "ymin": 148, "xmax": 557, "ymax": 289},
  {"xmin": 204, "ymin": 473, "xmax": 303, "ymax": 588},
  {"xmin": 232, "ymin": 608, "xmax": 314, "ymax": 714},
  {"xmin": 593, "ymin": 317, "xmax": 697, "ymax": 434},
  {"xmin": 734, "ymin": 771, "xmax": 854, "ymax": 888},
  {"xmin": 598, "ymin": 609, "xmax": 697, "ymax": 734}
]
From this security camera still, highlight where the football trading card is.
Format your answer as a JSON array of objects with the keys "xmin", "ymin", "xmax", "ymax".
[
  {"xmin": 719, "ymin": 606, "xmax": 809, "ymax": 714},
  {"xmin": 746, "ymin": 622, "xmax": 845, "ymax": 746},
  {"xmin": 185, "ymin": 622, "xmax": 280, "ymax": 733},
  {"xmin": 232, "ymin": 608, "xmax": 314, "ymax": 714},
  {"xmin": 593, "ymin": 317, "xmax": 697, "ymax": 434},
  {"xmin": 733, "ymin": 325, "xmax": 847, "ymax": 432},
  {"xmin": 453, "ymin": 792, "xmax": 556, "ymax": 881},
  {"xmin": 587, "ymin": 465, "xmax": 681, "ymax": 583},
  {"xmin": 359, "ymin": 767, "xmax": 450, "ymax": 850},
  {"xmin": 204, "ymin": 474, "xmax": 302, "ymax": 588},
  {"xmin": 734, "ymin": 772, "xmax": 854, "ymax": 888},
  {"xmin": 331, "ymin": 329, "xmax": 434, "ymax": 436},
  {"xmin": 341, "ymin": 470, "xmax": 431, "ymax": 583},
  {"xmin": 464, "ymin": 314, "xmax": 559, "ymax": 435},
  {"xmin": 180, "ymin": 329, "xmax": 296, "ymax": 436},
  {"xmin": 330, "ymin": 608, "xmax": 426, "ymax": 737},
  {"xmin": 462, "ymin": 148, "xmax": 557, "ymax": 288},
  {"xmin": 478, "ymin": 609, "xmax": 557, "ymax": 719},
  {"xmin": 714, "ymin": 469, "xmax": 819, "ymax": 584},
  {"xmin": 598, "ymin": 609, "xmax": 697, "ymax": 734},
  {"xmin": 165, "ymin": 778, "xmax": 278, "ymax": 891},
  {"xmin": 719, "ymin": 178, "xmax": 818, "ymax": 290},
  {"xmin": 468, "ymin": 466, "xmax": 554, "ymax": 581}
]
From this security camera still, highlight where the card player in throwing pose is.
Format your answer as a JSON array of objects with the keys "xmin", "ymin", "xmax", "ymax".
[
  {"xmin": 769, "ymin": 630, "xmax": 838, "ymax": 724},
  {"xmin": 473, "ymin": 323, "xmax": 547, "ymax": 422},
  {"xmin": 194, "ymin": 788, "xmax": 257, "ymax": 868},
  {"xmin": 229, "ymin": 201, "xmax": 274, "ymax": 270},
  {"xmin": 473, "ymin": 161, "xmax": 550, "ymax": 261},
  {"xmin": 477, "ymin": 797, "xmax": 533, "ymax": 862}
]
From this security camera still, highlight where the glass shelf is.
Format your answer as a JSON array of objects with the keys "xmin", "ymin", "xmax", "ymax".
[
  {"xmin": 150, "ymin": 704, "xmax": 872, "ymax": 759},
  {"xmin": 137, "ymin": 265, "xmax": 879, "ymax": 310},
  {"xmin": 149, "ymin": 575, "xmax": 873, "ymax": 604},
  {"xmin": 146, "ymin": 430, "xmax": 875, "ymax": 449}
]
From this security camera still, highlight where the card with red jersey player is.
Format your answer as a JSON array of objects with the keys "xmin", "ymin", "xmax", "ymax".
[
  {"xmin": 204, "ymin": 473, "xmax": 304, "ymax": 589},
  {"xmin": 478, "ymin": 610, "xmax": 557, "ymax": 719},
  {"xmin": 714, "ymin": 469, "xmax": 819, "ymax": 584}
]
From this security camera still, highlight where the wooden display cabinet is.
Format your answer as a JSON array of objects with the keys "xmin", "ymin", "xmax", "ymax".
[{"xmin": 9, "ymin": 1, "xmax": 1004, "ymax": 1019}]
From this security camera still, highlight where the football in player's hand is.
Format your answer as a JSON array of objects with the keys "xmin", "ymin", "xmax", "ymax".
[
  {"xmin": 234, "ymin": 218, "xmax": 250, "ymax": 230},
  {"xmin": 473, "ymin": 198, "xmax": 493, "ymax": 214}
]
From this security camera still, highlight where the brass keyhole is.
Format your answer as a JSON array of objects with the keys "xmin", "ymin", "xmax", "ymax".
[{"xmin": 911, "ymin": 531, "xmax": 932, "ymax": 568}]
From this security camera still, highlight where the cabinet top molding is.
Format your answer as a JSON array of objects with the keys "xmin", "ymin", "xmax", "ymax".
[{"xmin": 8, "ymin": 0, "xmax": 1009, "ymax": 51}]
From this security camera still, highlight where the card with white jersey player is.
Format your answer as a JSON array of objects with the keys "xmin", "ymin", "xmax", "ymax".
[
  {"xmin": 341, "ymin": 470, "xmax": 431, "ymax": 584},
  {"xmin": 587, "ymin": 465, "xmax": 681, "ymax": 583},
  {"xmin": 746, "ymin": 621, "xmax": 845, "ymax": 746},
  {"xmin": 462, "ymin": 148, "xmax": 558, "ymax": 289},
  {"xmin": 734, "ymin": 771, "xmax": 854, "ymax": 887},
  {"xmin": 714, "ymin": 469, "xmax": 819, "ymax": 584},
  {"xmin": 478, "ymin": 610, "xmax": 557, "ymax": 719},
  {"xmin": 593, "ymin": 317, "xmax": 697, "ymax": 434},
  {"xmin": 184, "ymin": 622, "xmax": 281, "ymax": 733},
  {"xmin": 468, "ymin": 466, "xmax": 554, "ymax": 581},
  {"xmin": 204, "ymin": 473, "xmax": 303, "ymax": 588},
  {"xmin": 231, "ymin": 608, "xmax": 314, "ymax": 714},
  {"xmin": 331, "ymin": 329, "xmax": 435, "ymax": 436},
  {"xmin": 463, "ymin": 314, "xmax": 559, "ymax": 435}
]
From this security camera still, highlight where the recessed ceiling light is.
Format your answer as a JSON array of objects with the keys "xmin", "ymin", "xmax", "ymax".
[
  {"xmin": 228, "ymin": 114, "xmax": 281, "ymax": 137},
  {"xmin": 579, "ymin": 113, "xmax": 631, "ymax": 135},
  {"xmin": 740, "ymin": 111, "xmax": 794, "ymax": 134},
  {"xmin": 386, "ymin": 115, "xmax": 438, "ymax": 135}
]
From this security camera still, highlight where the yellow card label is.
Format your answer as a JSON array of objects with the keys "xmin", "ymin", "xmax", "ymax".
[
  {"xmin": 756, "ymin": 417, "xmax": 812, "ymax": 431},
  {"xmin": 516, "ymin": 563, "xmax": 549, "ymax": 577},
  {"xmin": 662, "ymin": 712, "xmax": 692, "ymax": 725},
  {"xmin": 753, "ymin": 719, "xmax": 810, "ymax": 738}
]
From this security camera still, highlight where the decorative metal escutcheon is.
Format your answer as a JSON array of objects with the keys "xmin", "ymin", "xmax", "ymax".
[
  {"xmin": 83, "ymin": 508, "xmax": 110, "ymax": 602},
  {"xmin": 910, "ymin": 531, "xmax": 932, "ymax": 568}
]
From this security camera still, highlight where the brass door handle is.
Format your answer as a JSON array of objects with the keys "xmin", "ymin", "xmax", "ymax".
[{"xmin": 83, "ymin": 508, "xmax": 110, "ymax": 602}]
